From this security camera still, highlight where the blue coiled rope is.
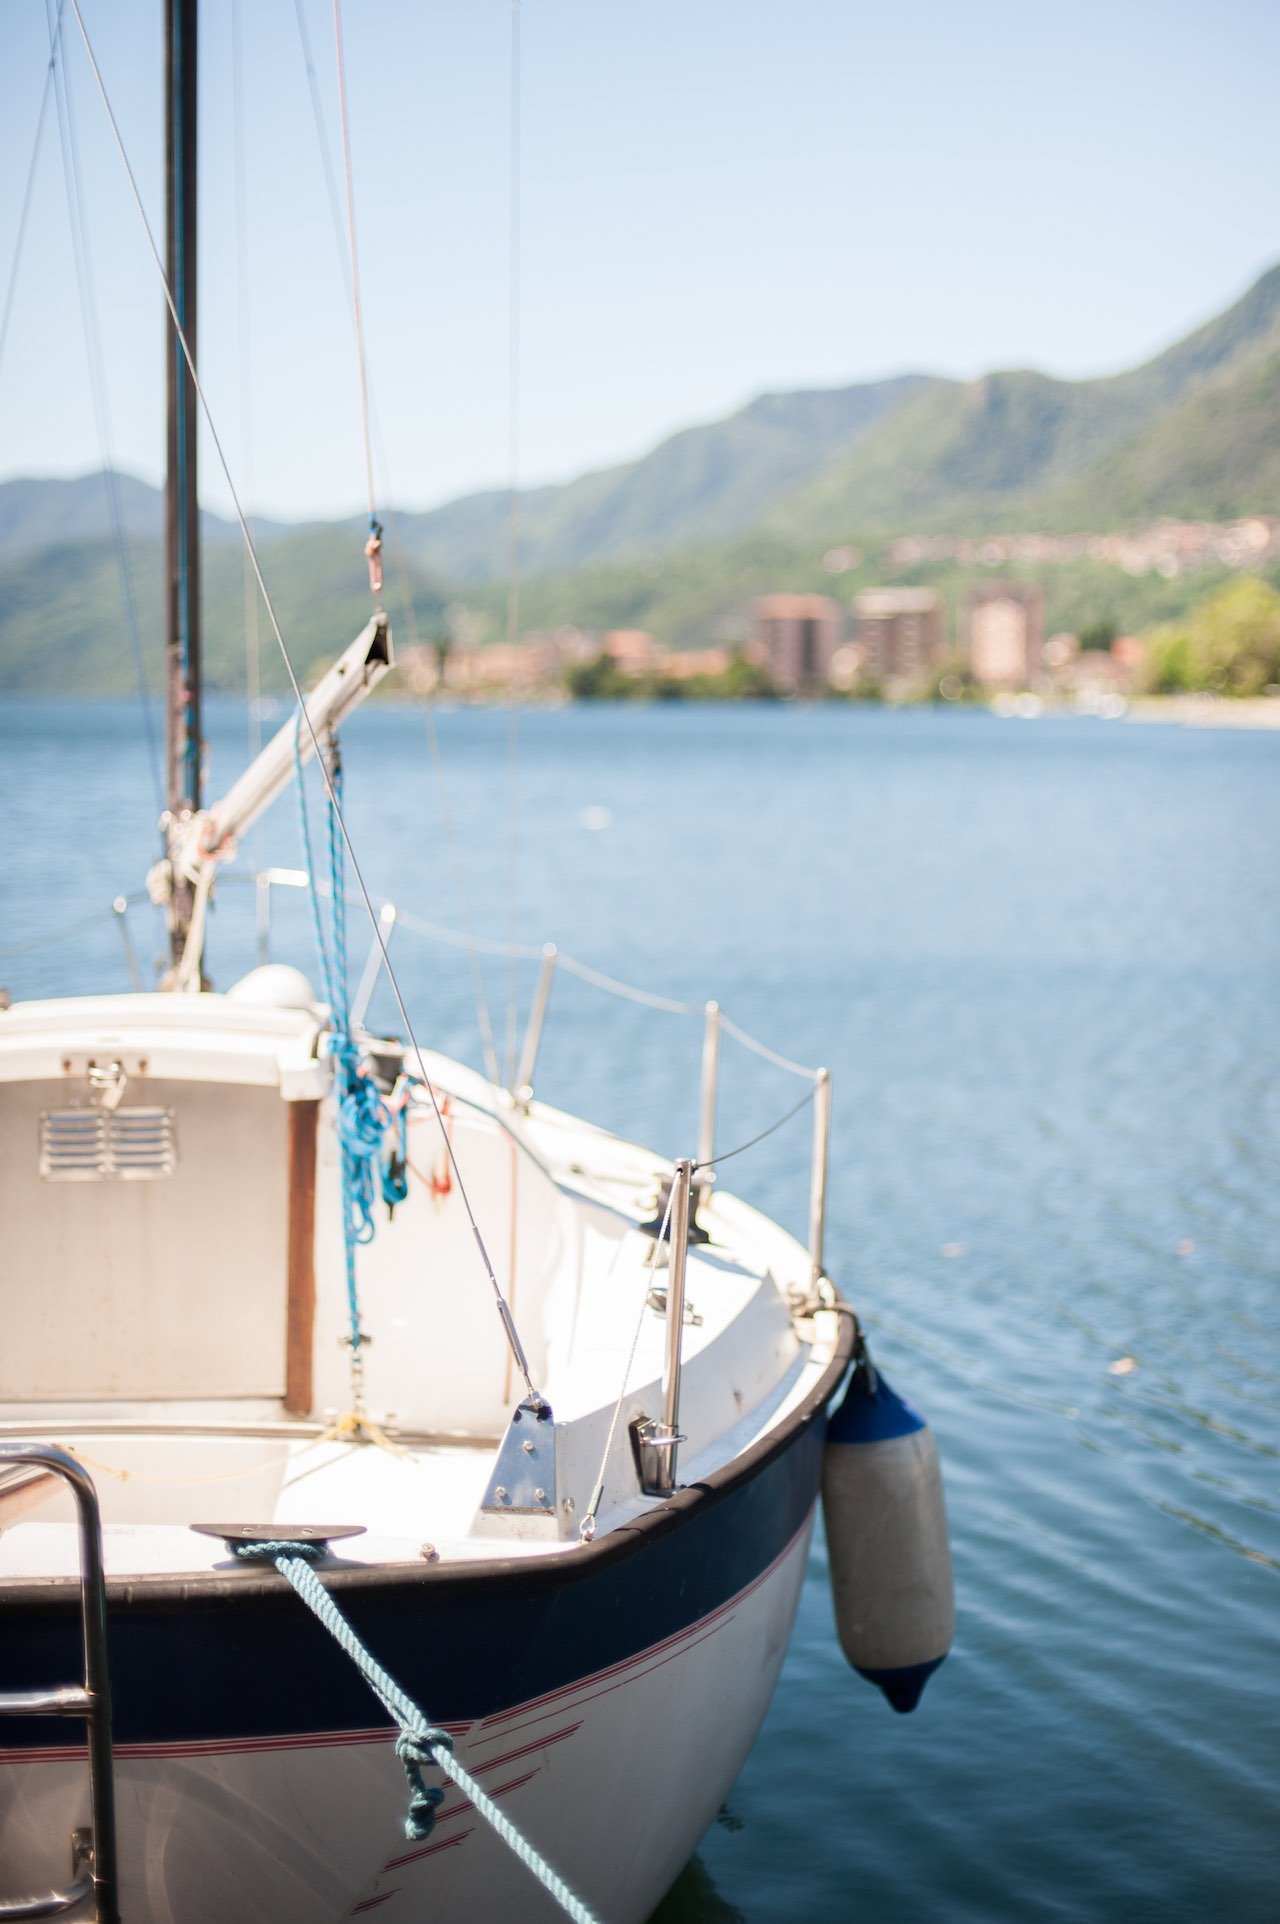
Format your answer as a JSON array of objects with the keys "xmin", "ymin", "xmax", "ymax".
[
  {"xmin": 236, "ymin": 1541, "xmax": 599, "ymax": 1924},
  {"xmin": 294, "ymin": 719, "xmax": 403, "ymax": 1369}
]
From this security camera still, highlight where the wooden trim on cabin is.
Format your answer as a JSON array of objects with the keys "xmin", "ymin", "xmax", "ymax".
[{"xmin": 284, "ymin": 1099, "xmax": 319, "ymax": 1415}]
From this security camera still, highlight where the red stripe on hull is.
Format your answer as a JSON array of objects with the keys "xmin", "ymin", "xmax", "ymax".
[{"xmin": 479, "ymin": 1512, "xmax": 811, "ymax": 1735}]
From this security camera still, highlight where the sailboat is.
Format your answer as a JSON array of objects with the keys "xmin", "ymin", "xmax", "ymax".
[{"xmin": 0, "ymin": 7, "xmax": 952, "ymax": 1922}]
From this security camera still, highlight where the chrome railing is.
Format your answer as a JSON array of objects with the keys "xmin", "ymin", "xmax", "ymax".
[
  {"xmin": 254, "ymin": 870, "xmax": 837, "ymax": 1289},
  {"xmin": 808, "ymin": 1068, "xmax": 832, "ymax": 1288},
  {"xmin": 633, "ymin": 1157, "xmax": 695, "ymax": 1497},
  {"xmin": 0, "ymin": 1444, "xmax": 119, "ymax": 1924},
  {"xmin": 514, "ymin": 944, "xmax": 559, "ymax": 1108},
  {"xmin": 695, "ymin": 1001, "xmax": 721, "ymax": 1216},
  {"xmin": 6, "ymin": 871, "xmax": 835, "ymax": 1289}
]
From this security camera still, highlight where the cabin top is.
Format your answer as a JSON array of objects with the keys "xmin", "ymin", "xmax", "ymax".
[{"xmin": 0, "ymin": 990, "xmax": 328, "ymax": 1098}]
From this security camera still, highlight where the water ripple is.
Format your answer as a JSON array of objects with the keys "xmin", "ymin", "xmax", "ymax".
[{"xmin": 4, "ymin": 701, "xmax": 1278, "ymax": 1923}]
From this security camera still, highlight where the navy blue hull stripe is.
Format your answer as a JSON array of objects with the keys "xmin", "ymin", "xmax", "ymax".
[
  {"xmin": 0, "ymin": 1402, "xmax": 830, "ymax": 1751},
  {"xmin": 0, "ymin": 1513, "xmax": 814, "ymax": 1769}
]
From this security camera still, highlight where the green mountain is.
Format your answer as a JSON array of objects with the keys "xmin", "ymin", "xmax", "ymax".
[
  {"xmin": 389, "ymin": 377, "xmax": 935, "ymax": 583},
  {"xmin": 0, "ymin": 471, "xmax": 295, "ymax": 567},
  {"xmin": 3, "ymin": 262, "xmax": 1279, "ymax": 690},
  {"xmin": 1045, "ymin": 347, "xmax": 1280, "ymax": 527},
  {"xmin": 763, "ymin": 371, "xmax": 1126, "ymax": 535},
  {"xmin": 767, "ymin": 263, "xmax": 1280, "ymax": 538},
  {"xmin": 402, "ymin": 261, "xmax": 1280, "ymax": 568}
]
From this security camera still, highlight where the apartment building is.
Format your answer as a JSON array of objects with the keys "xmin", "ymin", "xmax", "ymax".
[
  {"xmin": 965, "ymin": 581, "xmax": 1045, "ymax": 686},
  {"xmin": 751, "ymin": 593, "xmax": 842, "ymax": 687},
  {"xmin": 852, "ymin": 587, "xmax": 946, "ymax": 683}
]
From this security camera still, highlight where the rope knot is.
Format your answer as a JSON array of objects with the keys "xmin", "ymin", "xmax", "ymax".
[
  {"xmin": 395, "ymin": 1724, "xmax": 452, "ymax": 1839},
  {"xmin": 238, "ymin": 1542, "xmax": 601, "ymax": 1917},
  {"xmin": 365, "ymin": 517, "xmax": 384, "ymax": 596}
]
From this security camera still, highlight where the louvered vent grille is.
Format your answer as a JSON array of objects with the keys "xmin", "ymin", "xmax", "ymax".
[{"xmin": 40, "ymin": 1107, "xmax": 176, "ymax": 1182}]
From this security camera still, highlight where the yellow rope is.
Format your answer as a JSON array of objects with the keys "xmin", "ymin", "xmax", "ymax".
[
  {"xmin": 316, "ymin": 1410, "xmax": 408, "ymax": 1456},
  {"xmin": 53, "ymin": 1415, "xmax": 410, "ymax": 1484},
  {"xmin": 52, "ymin": 1441, "xmax": 291, "ymax": 1486}
]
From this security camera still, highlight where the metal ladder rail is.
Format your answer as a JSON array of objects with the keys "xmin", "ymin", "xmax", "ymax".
[{"xmin": 0, "ymin": 1443, "xmax": 120, "ymax": 1923}]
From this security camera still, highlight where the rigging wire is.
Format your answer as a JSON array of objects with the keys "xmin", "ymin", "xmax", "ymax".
[
  {"xmin": 294, "ymin": 0, "xmax": 350, "ymax": 262},
  {"xmin": 330, "ymin": 0, "xmax": 381, "ymax": 593},
  {"xmin": 42, "ymin": 0, "xmax": 164, "ymax": 822},
  {"xmin": 578, "ymin": 1179, "xmax": 676, "ymax": 1544},
  {"xmin": 65, "ymin": 0, "xmax": 545, "ymax": 1413},
  {"xmin": 231, "ymin": 0, "xmax": 262, "ymax": 765},
  {"xmin": 0, "ymin": 16, "xmax": 59, "ymax": 387},
  {"xmin": 355, "ymin": 488, "xmax": 507, "ymax": 1087},
  {"xmin": 291, "ymin": 0, "xmax": 502, "ymax": 1084},
  {"xmin": 504, "ymin": 0, "xmax": 523, "ymax": 1089},
  {"xmin": 418, "ymin": 700, "xmax": 505, "ymax": 1087},
  {"xmin": 366, "ymin": 492, "xmax": 506, "ymax": 1084},
  {"xmin": 356, "ymin": 481, "xmax": 508, "ymax": 1084}
]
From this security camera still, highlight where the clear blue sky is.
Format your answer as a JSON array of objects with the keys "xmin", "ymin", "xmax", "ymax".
[{"xmin": 2, "ymin": 0, "xmax": 1278, "ymax": 523}]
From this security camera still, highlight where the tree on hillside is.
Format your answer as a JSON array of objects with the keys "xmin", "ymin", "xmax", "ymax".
[
  {"xmin": 1146, "ymin": 577, "xmax": 1280, "ymax": 695},
  {"xmin": 1079, "ymin": 618, "xmax": 1117, "ymax": 652}
]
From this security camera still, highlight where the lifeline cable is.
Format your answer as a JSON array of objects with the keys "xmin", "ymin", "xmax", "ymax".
[
  {"xmin": 718, "ymin": 1008, "xmax": 822, "ymax": 1081},
  {"xmin": 555, "ymin": 952, "xmax": 699, "ymax": 1016},
  {"xmin": 0, "ymin": 904, "xmax": 134, "ymax": 961},
  {"xmin": 694, "ymin": 1082, "xmax": 817, "ymax": 1172}
]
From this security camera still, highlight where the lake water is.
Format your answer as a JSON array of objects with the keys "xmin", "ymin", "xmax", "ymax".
[{"xmin": 2, "ymin": 699, "xmax": 1278, "ymax": 1922}]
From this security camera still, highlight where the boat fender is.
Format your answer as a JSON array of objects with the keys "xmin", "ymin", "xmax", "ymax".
[{"xmin": 821, "ymin": 1339, "xmax": 954, "ymax": 1713}]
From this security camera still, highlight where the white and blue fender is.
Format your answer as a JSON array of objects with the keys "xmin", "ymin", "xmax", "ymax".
[{"xmin": 821, "ymin": 1338, "xmax": 954, "ymax": 1712}]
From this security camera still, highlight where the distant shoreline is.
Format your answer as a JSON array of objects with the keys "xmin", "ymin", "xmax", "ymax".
[
  {"xmin": 1125, "ymin": 695, "xmax": 1280, "ymax": 730},
  {"xmin": 6, "ymin": 690, "xmax": 1280, "ymax": 732}
]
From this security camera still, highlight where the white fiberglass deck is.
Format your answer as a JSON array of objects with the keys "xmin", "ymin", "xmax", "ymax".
[{"xmin": 0, "ymin": 989, "xmax": 838, "ymax": 1585}]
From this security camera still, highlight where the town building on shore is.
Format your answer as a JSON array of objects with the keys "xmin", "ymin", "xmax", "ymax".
[
  {"xmin": 600, "ymin": 630, "xmax": 666, "ymax": 677},
  {"xmin": 751, "ymin": 593, "xmax": 842, "ymax": 688},
  {"xmin": 663, "ymin": 647, "xmax": 733, "ymax": 681},
  {"xmin": 852, "ymin": 587, "xmax": 946, "ymax": 685},
  {"xmin": 1048, "ymin": 633, "xmax": 1149, "ymax": 703},
  {"xmin": 398, "ymin": 627, "xmax": 595, "ymax": 700},
  {"xmin": 964, "ymin": 581, "xmax": 1045, "ymax": 686}
]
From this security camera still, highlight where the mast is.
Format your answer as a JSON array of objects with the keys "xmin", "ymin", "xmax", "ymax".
[{"xmin": 164, "ymin": 0, "xmax": 201, "ymax": 971}]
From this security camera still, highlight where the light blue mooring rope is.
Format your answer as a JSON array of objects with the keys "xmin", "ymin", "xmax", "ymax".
[
  {"xmin": 292, "ymin": 715, "xmax": 337, "ymax": 1018},
  {"xmin": 326, "ymin": 738, "xmax": 349, "ymax": 1022},
  {"xmin": 236, "ymin": 1542, "xmax": 600, "ymax": 1924}
]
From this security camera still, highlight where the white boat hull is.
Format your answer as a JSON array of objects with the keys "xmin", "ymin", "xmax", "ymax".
[{"xmin": 2, "ymin": 1520, "xmax": 814, "ymax": 1922}]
